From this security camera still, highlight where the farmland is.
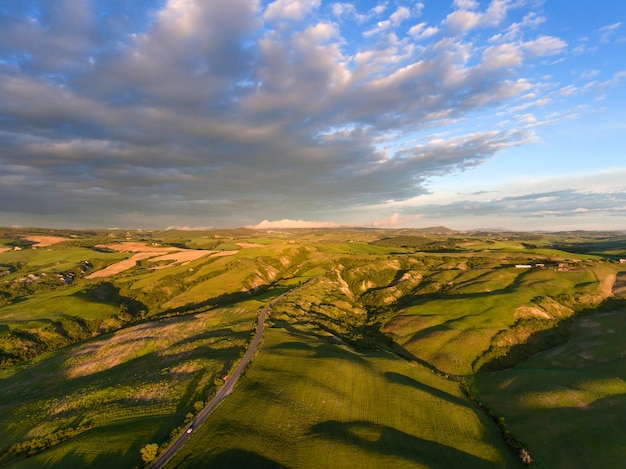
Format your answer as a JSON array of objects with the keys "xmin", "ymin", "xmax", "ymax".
[{"xmin": 0, "ymin": 227, "xmax": 625, "ymax": 468}]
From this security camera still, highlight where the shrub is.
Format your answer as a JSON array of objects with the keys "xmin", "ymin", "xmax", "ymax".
[{"xmin": 141, "ymin": 443, "xmax": 159, "ymax": 463}]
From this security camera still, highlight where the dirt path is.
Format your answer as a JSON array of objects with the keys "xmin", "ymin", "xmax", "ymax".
[
  {"xmin": 599, "ymin": 273, "xmax": 616, "ymax": 298},
  {"xmin": 612, "ymin": 272, "xmax": 626, "ymax": 298}
]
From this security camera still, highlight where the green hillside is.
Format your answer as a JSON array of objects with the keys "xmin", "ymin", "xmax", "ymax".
[{"xmin": 1, "ymin": 227, "xmax": 624, "ymax": 468}]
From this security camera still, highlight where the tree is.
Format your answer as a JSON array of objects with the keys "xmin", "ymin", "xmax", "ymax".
[
  {"xmin": 519, "ymin": 448, "xmax": 534, "ymax": 465},
  {"xmin": 140, "ymin": 443, "xmax": 158, "ymax": 463}
]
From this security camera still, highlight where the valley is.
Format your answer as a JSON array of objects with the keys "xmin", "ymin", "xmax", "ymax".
[{"xmin": 0, "ymin": 227, "xmax": 624, "ymax": 468}]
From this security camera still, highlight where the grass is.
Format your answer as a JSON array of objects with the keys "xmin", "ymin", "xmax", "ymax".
[
  {"xmin": 473, "ymin": 308, "xmax": 626, "ymax": 468},
  {"xmin": 0, "ymin": 286, "xmax": 121, "ymax": 325},
  {"xmin": 383, "ymin": 266, "xmax": 615, "ymax": 375},
  {"xmin": 0, "ymin": 303, "xmax": 260, "ymax": 468},
  {"xmin": 168, "ymin": 323, "xmax": 521, "ymax": 468},
  {"xmin": 0, "ymin": 248, "xmax": 128, "ymax": 273},
  {"xmin": 1, "ymin": 227, "xmax": 625, "ymax": 468}
]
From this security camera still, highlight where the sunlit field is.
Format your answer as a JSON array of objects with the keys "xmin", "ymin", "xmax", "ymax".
[{"xmin": 1, "ymin": 227, "xmax": 625, "ymax": 467}]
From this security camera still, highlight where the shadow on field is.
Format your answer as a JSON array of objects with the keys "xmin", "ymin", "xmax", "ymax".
[
  {"xmin": 160, "ymin": 283, "xmax": 291, "ymax": 317},
  {"xmin": 310, "ymin": 420, "xmax": 499, "ymax": 467},
  {"xmin": 473, "ymin": 297, "xmax": 626, "ymax": 373},
  {"xmin": 403, "ymin": 314, "xmax": 474, "ymax": 345},
  {"xmin": 175, "ymin": 448, "xmax": 288, "ymax": 469},
  {"xmin": 384, "ymin": 371, "xmax": 471, "ymax": 409},
  {"xmin": 388, "ymin": 340, "xmax": 452, "ymax": 378},
  {"xmin": 269, "ymin": 340, "xmax": 368, "ymax": 365},
  {"xmin": 52, "ymin": 451, "xmax": 119, "ymax": 469},
  {"xmin": 0, "ymin": 325, "xmax": 246, "ymax": 405},
  {"xmin": 269, "ymin": 320, "xmax": 370, "ymax": 365},
  {"xmin": 397, "ymin": 268, "xmax": 533, "ymax": 308}
]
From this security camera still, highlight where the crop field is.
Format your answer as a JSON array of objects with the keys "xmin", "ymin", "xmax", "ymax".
[{"xmin": 1, "ymin": 227, "xmax": 625, "ymax": 467}]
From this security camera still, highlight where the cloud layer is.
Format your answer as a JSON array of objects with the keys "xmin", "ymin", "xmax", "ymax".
[{"xmin": 0, "ymin": 1, "xmax": 623, "ymax": 229}]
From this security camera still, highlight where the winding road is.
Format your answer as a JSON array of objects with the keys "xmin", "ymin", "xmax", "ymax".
[{"xmin": 150, "ymin": 287, "xmax": 299, "ymax": 468}]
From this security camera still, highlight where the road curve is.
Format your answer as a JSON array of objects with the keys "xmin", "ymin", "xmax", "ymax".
[{"xmin": 150, "ymin": 286, "xmax": 300, "ymax": 468}]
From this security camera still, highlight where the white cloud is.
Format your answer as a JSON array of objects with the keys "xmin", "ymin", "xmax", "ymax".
[
  {"xmin": 481, "ymin": 43, "xmax": 523, "ymax": 69},
  {"xmin": 444, "ymin": 9, "xmax": 482, "ymax": 33},
  {"xmin": 599, "ymin": 22, "xmax": 621, "ymax": 43},
  {"xmin": 250, "ymin": 219, "xmax": 341, "ymax": 229},
  {"xmin": 557, "ymin": 85, "xmax": 577, "ymax": 96},
  {"xmin": 408, "ymin": 22, "xmax": 439, "ymax": 39},
  {"xmin": 390, "ymin": 6, "xmax": 411, "ymax": 26},
  {"xmin": 331, "ymin": 2, "xmax": 355, "ymax": 18},
  {"xmin": 581, "ymin": 70, "xmax": 600, "ymax": 80},
  {"xmin": 264, "ymin": 0, "xmax": 321, "ymax": 21},
  {"xmin": 364, "ymin": 5, "xmax": 414, "ymax": 36},
  {"xmin": 370, "ymin": 212, "xmax": 422, "ymax": 227},
  {"xmin": 453, "ymin": 0, "xmax": 479, "ymax": 10},
  {"xmin": 444, "ymin": 0, "xmax": 522, "ymax": 34},
  {"xmin": 523, "ymin": 35, "xmax": 567, "ymax": 57},
  {"xmin": 0, "ymin": 0, "xmax": 618, "ymax": 230}
]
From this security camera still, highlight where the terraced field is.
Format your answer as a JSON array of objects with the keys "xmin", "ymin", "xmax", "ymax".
[{"xmin": 0, "ymin": 227, "xmax": 625, "ymax": 468}]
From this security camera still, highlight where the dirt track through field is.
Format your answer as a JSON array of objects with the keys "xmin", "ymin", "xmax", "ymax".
[{"xmin": 600, "ymin": 273, "xmax": 616, "ymax": 297}]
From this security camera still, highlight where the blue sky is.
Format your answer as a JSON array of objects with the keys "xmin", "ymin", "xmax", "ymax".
[{"xmin": 0, "ymin": 0, "xmax": 624, "ymax": 230}]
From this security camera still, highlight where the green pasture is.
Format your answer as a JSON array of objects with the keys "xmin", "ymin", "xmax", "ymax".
[
  {"xmin": 168, "ymin": 324, "xmax": 521, "ymax": 468},
  {"xmin": 0, "ymin": 285, "xmax": 121, "ymax": 327},
  {"xmin": 0, "ymin": 303, "xmax": 261, "ymax": 468},
  {"xmin": 383, "ymin": 266, "xmax": 609, "ymax": 375},
  {"xmin": 1, "ymin": 227, "xmax": 625, "ymax": 468},
  {"xmin": 473, "ymin": 308, "xmax": 626, "ymax": 467},
  {"xmin": 118, "ymin": 253, "xmax": 224, "ymax": 290},
  {"xmin": 0, "ymin": 248, "xmax": 127, "ymax": 273},
  {"xmin": 159, "ymin": 258, "xmax": 271, "ymax": 310}
]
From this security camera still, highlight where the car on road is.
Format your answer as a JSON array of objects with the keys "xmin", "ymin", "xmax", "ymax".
[{"xmin": 186, "ymin": 425, "xmax": 194, "ymax": 434}]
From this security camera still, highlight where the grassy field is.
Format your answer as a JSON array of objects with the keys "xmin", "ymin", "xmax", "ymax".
[
  {"xmin": 383, "ymin": 265, "xmax": 615, "ymax": 375},
  {"xmin": 167, "ymin": 324, "xmax": 521, "ymax": 468},
  {"xmin": 473, "ymin": 308, "xmax": 626, "ymax": 467},
  {"xmin": 0, "ymin": 302, "xmax": 261, "ymax": 468},
  {"xmin": 0, "ymin": 227, "xmax": 625, "ymax": 467}
]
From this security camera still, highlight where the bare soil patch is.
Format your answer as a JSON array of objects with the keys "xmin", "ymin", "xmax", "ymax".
[
  {"xmin": 515, "ymin": 306, "xmax": 552, "ymax": 320},
  {"xmin": 612, "ymin": 272, "xmax": 626, "ymax": 298},
  {"xmin": 87, "ymin": 242, "xmax": 216, "ymax": 278},
  {"xmin": 22, "ymin": 236, "xmax": 70, "ymax": 247},
  {"xmin": 600, "ymin": 273, "xmax": 617, "ymax": 297},
  {"xmin": 149, "ymin": 250, "xmax": 214, "ymax": 269},
  {"xmin": 95, "ymin": 242, "xmax": 175, "ymax": 253},
  {"xmin": 86, "ymin": 252, "xmax": 155, "ymax": 278}
]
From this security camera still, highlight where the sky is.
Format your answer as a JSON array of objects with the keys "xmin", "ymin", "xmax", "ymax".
[{"xmin": 0, "ymin": 0, "xmax": 625, "ymax": 231}]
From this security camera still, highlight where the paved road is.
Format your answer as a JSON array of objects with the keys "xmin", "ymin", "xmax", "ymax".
[{"xmin": 150, "ymin": 288, "xmax": 297, "ymax": 468}]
